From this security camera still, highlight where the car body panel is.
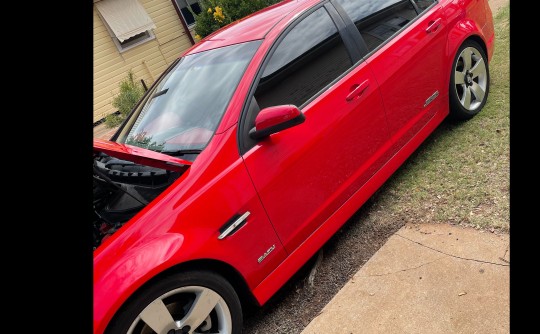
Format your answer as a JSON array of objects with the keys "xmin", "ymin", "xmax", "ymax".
[
  {"xmin": 365, "ymin": 3, "xmax": 448, "ymax": 153},
  {"xmin": 182, "ymin": 0, "xmax": 303, "ymax": 55},
  {"xmin": 93, "ymin": 138, "xmax": 192, "ymax": 172},
  {"xmin": 94, "ymin": 127, "xmax": 287, "ymax": 333},
  {"xmin": 252, "ymin": 103, "xmax": 449, "ymax": 304},
  {"xmin": 94, "ymin": 0, "xmax": 494, "ymax": 333},
  {"xmin": 243, "ymin": 60, "xmax": 389, "ymax": 253},
  {"xmin": 442, "ymin": 0, "xmax": 495, "ymax": 89}
]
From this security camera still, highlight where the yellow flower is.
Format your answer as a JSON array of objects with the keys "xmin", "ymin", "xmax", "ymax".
[
  {"xmin": 207, "ymin": 7, "xmax": 212, "ymax": 13},
  {"xmin": 213, "ymin": 6, "xmax": 225, "ymax": 23},
  {"xmin": 195, "ymin": 34, "xmax": 202, "ymax": 41}
]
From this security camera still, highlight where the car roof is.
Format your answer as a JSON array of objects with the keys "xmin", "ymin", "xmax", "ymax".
[{"xmin": 183, "ymin": 0, "xmax": 309, "ymax": 55}]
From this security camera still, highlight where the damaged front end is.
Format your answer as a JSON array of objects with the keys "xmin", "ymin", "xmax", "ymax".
[{"xmin": 93, "ymin": 139, "xmax": 192, "ymax": 249}]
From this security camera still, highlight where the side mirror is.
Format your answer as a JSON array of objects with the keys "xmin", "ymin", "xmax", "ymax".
[{"xmin": 249, "ymin": 105, "xmax": 305, "ymax": 140}]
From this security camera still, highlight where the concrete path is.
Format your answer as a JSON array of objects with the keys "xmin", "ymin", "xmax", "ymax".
[{"xmin": 301, "ymin": 223, "xmax": 509, "ymax": 334}]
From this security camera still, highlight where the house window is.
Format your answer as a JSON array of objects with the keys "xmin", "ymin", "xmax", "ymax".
[
  {"xmin": 174, "ymin": 0, "xmax": 202, "ymax": 27},
  {"xmin": 96, "ymin": 0, "xmax": 156, "ymax": 53}
]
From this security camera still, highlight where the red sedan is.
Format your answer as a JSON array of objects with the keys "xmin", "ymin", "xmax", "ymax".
[{"xmin": 93, "ymin": 0, "xmax": 494, "ymax": 333}]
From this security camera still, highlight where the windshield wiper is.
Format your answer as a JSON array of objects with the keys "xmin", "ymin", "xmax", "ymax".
[
  {"xmin": 151, "ymin": 88, "xmax": 168, "ymax": 99},
  {"xmin": 160, "ymin": 149, "xmax": 202, "ymax": 156}
]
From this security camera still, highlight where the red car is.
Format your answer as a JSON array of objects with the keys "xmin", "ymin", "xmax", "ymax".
[{"xmin": 93, "ymin": 0, "xmax": 494, "ymax": 333}]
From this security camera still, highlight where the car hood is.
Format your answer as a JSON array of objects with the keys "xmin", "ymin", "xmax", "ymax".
[{"xmin": 93, "ymin": 139, "xmax": 192, "ymax": 172}]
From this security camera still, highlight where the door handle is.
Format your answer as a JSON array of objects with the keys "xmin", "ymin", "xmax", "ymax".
[
  {"xmin": 426, "ymin": 18, "xmax": 442, "ymax": 33},
  {"xmin": 346, "ymin": 80, "xmax": 370, "ymax": 102}
]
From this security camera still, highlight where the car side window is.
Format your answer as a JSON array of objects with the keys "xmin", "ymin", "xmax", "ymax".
[
  {"xmin": 254, "ymin": 7, "xmax": 353, "ymax": 110},
  {"xmin": 333, "ymin": 0, "xmax": 420, "ymax": 52}
]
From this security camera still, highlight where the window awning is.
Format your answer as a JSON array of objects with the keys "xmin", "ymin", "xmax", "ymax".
[{"xmin": 96, "ymin": 0, "xmax": 156, "ymax": 42}]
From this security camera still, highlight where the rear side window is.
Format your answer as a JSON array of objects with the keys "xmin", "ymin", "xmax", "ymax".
[
  {"xmin": 334, "ymin": 0, "xmax": 419, "ymax": 52},
  {"xmin": 254, "ymin": 7, "xmax": 353, "ymax": 109}
]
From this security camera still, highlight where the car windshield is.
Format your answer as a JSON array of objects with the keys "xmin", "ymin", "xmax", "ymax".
[{"xmin": 115, "ymin": 40, "xmax": 261, "ymax": 154}]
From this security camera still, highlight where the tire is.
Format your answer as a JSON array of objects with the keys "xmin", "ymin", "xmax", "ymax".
[
  {"xmin": 449, "ymin": 40, "xmax": 490, "ymax": 121},
  {"xmin": 105, "ymin": 271, "xmax": 243, "ymax": 334}
]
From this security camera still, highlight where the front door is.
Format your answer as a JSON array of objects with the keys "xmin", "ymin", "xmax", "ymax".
[{"xmin": 240, "ymin": 6, "xmax": 389, "ymax": 253}]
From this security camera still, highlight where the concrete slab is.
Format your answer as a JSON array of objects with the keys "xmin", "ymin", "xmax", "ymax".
[{"xmin": 301, "ymin": 223, "xmax": 509, "ymax": 334}]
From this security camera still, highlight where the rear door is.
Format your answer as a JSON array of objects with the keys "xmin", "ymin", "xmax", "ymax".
[
  {"xmin": 334, "ymin": 0, "xmax": 446, "ymax": 150},
  {"xmin": 239, "ymin": 4, "xmax": 389, "ymax": 253}
]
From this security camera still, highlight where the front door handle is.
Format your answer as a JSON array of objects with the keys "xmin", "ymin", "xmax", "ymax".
[
  {"xmin": 346, "ymin": 80, "xmax": 370, "ymax": 102},
  {"xmin": 426, "ymin": 18, "xmax": 442, "ymax": 33}
]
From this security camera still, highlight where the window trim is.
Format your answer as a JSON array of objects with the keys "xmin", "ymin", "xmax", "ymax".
[
  {"xmin": 173, "ymin": 0, "xmax": 201, "ymax": 28},
  {"xmin": 170, "ymin": 0, "xmax": 198, "ymax": 45}
]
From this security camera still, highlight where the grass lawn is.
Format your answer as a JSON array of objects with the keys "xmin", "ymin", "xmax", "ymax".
[{"xmin": 365, "ymin": 4, "xmax": 510, "ymax": 232}]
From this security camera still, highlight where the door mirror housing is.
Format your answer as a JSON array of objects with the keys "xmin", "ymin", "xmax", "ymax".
[{"xmin": 249, "ymin": 105, "xmax": 305, "ymax": 140}]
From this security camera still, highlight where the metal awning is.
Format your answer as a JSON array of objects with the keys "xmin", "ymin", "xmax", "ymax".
[{"xmin": 95, "ymin": 0, "xmax": 156, "ymax": 42}]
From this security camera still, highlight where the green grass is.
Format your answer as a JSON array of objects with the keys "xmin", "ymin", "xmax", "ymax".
[{"xmin": 366, "ymin": 5, "xmax": 510, "ymax": 232}]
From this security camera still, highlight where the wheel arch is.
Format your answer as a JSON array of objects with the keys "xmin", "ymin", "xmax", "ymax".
[
  {"xmin": 162, "ymin": 259, "xmax": 260, "ymax": 310},
  {"xmin": 444, "ymin": 17, "xmax": 490, "ymax": 88},
  {"xmin": 104, "ymin": 258, "xmax": 259, "ymax": 334}
]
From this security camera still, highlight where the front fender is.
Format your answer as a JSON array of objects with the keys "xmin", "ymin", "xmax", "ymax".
[{"xmin": 93, "ymin": 233, "xmax": 184, "ymax": 334}]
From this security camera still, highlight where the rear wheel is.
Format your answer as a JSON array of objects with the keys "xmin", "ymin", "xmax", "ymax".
[
  {"xmin": 449, "ymin": 40, "xmax": 490, "ymax": 121},
  {"xmin": 106, "ymin": 271, "xmax": 242, "ymax": 334}
]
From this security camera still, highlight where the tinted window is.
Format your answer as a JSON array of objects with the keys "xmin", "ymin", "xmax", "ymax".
[
  {"xmin": 335, "ymin": 0, "xmax": 418, "ymax": 52},
  {"xmin": 254, "ymin": 7, "xmax": 352, "ymax": 109}
]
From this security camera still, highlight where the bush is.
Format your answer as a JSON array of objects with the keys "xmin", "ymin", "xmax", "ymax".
[
  {"xmin": 192, "ymin": 0, "xmax": 281, "ymax": 39},
  {"xmin": 105, "ymin": 71, "xmax": 145, "ymax": 128}
]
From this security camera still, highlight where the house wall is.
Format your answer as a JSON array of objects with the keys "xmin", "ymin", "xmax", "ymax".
[{"xmin": 93, "ymin": 0, "xmax": 193, "ymax": 122}]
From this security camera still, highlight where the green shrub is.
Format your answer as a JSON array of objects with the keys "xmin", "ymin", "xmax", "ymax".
[
  {"xmin": 105, "ymin": 71, "xmax": 145, "ymax": 128},
  {"xmin": 192, "ymin": 0, "xmax": 281, "ymax": 39}
]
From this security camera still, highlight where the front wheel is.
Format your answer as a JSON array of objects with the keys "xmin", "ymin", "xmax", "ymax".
[
  {"xmin": 106, "ymin": 271, "xmax": 243, "ymax": 334},
  {"xmin": 449, "ymin": 40, "xmax": 490, "ymax": 121}
]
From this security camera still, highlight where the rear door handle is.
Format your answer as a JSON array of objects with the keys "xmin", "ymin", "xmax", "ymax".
[
  {"xmin": 346, "ymin": 80, "xmax": 370, "ymax": 102},
  {"xmin": 426, "ymin": 18, "xmax": 442, "ymax": 33}
]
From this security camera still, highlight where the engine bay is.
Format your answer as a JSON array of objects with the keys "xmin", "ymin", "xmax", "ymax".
[{"xmin": 93, "ymin": 152, "xmax": 182, "ymax": 249}]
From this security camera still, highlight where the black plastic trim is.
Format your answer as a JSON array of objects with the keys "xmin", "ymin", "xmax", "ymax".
[
  {"xmin": 218, "ymin": 214, "xmax": 247, "ymax": 237},
  {"xmin": 248, "ymin": 112, "xmax": 306, "ymax": 140},
  {"xmin": 330, "ymin": 0, "xmax": 370, "ymax": 58},
  {"xmin": 325, "ymin": 2, "xmax": 362, "ymax": 62}
]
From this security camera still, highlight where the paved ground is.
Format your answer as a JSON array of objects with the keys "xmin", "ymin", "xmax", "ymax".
[{"xmin": 301, "ymin": 223, "xmax": 509, "ymax": 334}]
